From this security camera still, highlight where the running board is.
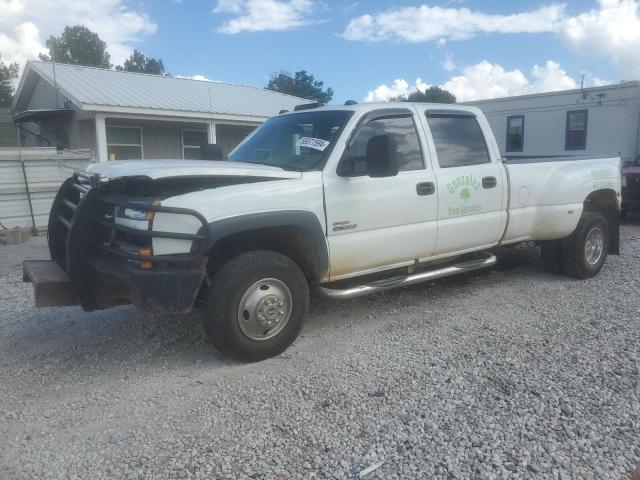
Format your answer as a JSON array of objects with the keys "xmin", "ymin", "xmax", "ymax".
[{"xmin": 316, "ymin": 252, "xmax": 497, "ymax": 299}]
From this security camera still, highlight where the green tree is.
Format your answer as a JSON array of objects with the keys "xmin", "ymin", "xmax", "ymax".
[
  {"xmin": 460, "ymin": 187, "xmax": 470, "ymax": 203},
  {"xmin": 116, "ymin": 50, "xmax": 166, "ymax": 75},
  {"xmin": 0, "ymin": 56, "xmax": 19, "ymax": 108},
  {"xmin": 391, "ymin": 86, "xmax": 456, "ymax": 104},
  {"xmin": 266, "ymin": 70, "xmax": 334, "ymax": 104},
  {"xmin": 39, "ymin": 25, "xmax": 111, "ymax": 68}
]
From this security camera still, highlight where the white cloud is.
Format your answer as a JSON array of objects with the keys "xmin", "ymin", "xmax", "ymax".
[
  {"xmin": 343, "ymin": 4, "xmax": 565, "ymax": 42},
  {"xmin": 442, "ymin": 53, "xmax": 456, "ymax": 72},
  {"xmin": 344, "ymin": 1, "xmax": 640, "ymax": 81},
  {"xmin": 0, "ymin": 22, "xmax": 45, "ymax": 65},
  {"xmin": 0, "ymin": 0, "xmax": 157, "ymax": 67},
  {"xmin": 363, "ymin": 60, "xmax": 584, "ymax": 103},
  {"xmin": 213, "ymin": 0, "xmax": 314, "ymax": 34},
  {"xmin": 364, "ymin": 78, "xmax": 430, "ymax": 102},
  {"xmin": 175, "ymin": 74, "xmax": 219, "ymax": 82},
  {"xmin": 560, "ymin": 0, "xmax": 640, "ymax": 79},
  {"xmin": 442, "ymin": 60, "xmax": 579, "ymax": 101}
]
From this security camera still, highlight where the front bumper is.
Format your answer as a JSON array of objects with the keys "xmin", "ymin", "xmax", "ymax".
[
  {"xmin": 26, "ymin": 172, "xmax": 209, "ymax": 314},
  {"xmin": 90, "ymin": 255, "xmax": 207, "ymax": 313}
]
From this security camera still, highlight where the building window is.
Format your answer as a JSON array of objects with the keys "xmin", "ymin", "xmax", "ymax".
[
  {"xmin": 106, "ymin": 126, "xmax": 143, "ymax": 160},
  {"xmin": 565, "ymin": 110, "xmax": 588, "ymax": 150},
  {"xmin": 426, "ymin": 113, "xmax": 490, "ymax": 168},
  {"xmin": 506, "ymin": 115, "xmax": 524, "ymax": 152},
  {"xmin": 182, "ymin": 129, "xmax": 208, "ymax": 160}
]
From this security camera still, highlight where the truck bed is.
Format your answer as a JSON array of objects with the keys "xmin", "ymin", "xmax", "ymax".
[{"xmin": 501, "ymin": 156, "xmax": 620, "ymax": 244}]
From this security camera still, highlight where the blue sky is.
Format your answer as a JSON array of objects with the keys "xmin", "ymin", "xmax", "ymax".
[
  {"xmin": 147, "ymin": 0, "xmax": 609, "ymax": 101},
  {"xmin": 2, "ymin": 0, "xmax": 639, "ymax": 102}
]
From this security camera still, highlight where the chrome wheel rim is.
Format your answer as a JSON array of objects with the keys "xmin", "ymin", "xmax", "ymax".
[
  {"xmin": 237, "ymin": 278, "xmax": 292, "ymax": 341},
  {"xmin": 584, "ymin": 227, "xmax": 605, "ymax": 266}
]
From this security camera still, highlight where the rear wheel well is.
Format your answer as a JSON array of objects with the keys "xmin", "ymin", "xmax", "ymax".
[
  {"xmin": 584, "ymin": 189, "xmax": 619, "ymax": 254},
  {"xmin": 206, "ymin": 226, "xmax": 324, "ymax": 282}
]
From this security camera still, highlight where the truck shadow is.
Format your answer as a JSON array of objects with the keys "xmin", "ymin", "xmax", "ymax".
[
  {"xmin": 622, "ymin": 214, "xmax": 640, "ymax": 226},
  {"xmin": 305, "ymin": 244, "xmax": 563, "ymax": 334},
  {"xmin": 1, "ymin": 244, "xmax": 555, "ymax": 378}
]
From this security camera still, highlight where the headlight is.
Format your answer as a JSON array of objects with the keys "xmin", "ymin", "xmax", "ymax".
[
  {"xmin": 621, "ymin": 176, "xmax": 627, "ymax": 188},
  {"xmin": 116, "ymin": 198, "xmax": 159, "ymax": 221},
  {"xmin": 121, "ymin": 208, "xmax": 149, "ymax": 220}
]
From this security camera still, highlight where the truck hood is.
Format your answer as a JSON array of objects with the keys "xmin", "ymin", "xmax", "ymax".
[{"xmin": 86, "ymin": 160, "xmax": 302, "ymax": 181}]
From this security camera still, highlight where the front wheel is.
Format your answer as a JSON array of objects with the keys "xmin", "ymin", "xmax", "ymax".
[
  {"xmin": 561, "ymin": 212, "xmax": 609, "ymax": 279},
  {"xmin": 201, "ymin": 250, "xmax": 309, "ymax": 362}
]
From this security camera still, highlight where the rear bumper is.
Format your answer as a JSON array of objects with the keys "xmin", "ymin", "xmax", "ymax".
[{"xmin": 29, "ymin": 172, "xmax": 209, "ymax": 314}]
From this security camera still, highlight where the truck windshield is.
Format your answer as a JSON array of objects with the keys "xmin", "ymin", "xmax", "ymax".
[{"xmin": 228, "ymin": 110, "xmax": 353, "ymax": 171}]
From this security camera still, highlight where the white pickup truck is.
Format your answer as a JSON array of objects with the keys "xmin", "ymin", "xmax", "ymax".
[{"xmin": 24, "ymin": 103, "xmax": 621, "ymax": 361}]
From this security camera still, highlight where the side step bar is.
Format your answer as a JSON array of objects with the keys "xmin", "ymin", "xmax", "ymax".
[{"xmin": 316, "ymin": 252, "xmax": 497, "ymax": 299}]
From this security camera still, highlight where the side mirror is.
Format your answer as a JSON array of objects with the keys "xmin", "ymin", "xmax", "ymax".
[{"xmin": 366, "ymin": 134, "xmax": 398, "ymax": 178}]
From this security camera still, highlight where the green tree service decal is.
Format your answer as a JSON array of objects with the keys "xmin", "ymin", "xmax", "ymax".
[{"xmin": 446, "ymin": 175, "xmax": 482, "ymax": 216}]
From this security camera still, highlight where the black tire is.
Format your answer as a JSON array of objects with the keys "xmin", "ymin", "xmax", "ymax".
[
  {"xmin": 561, "ymin": 212, "xmax": 609, "ymax": 279},
  {"xmin": 540, "ymin": 240, "xmax": 565, "ymax": 274},
  {"xmin": 201, "ymin": 250, "xmax": 309, "ymax": 362}
]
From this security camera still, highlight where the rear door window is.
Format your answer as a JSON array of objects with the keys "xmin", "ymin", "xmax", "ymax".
[{"xmin": 426, "ymin": 114, "xmax": 491, "ymax": 168}]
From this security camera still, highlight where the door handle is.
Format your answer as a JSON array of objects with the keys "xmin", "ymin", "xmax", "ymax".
[
  {"xmin": 482, "ymin": 176, "xmax": 497, "ymax": 189},
  {"xmin": 416, "ymin": 182, "xmax": 435, "ymax": 196}
]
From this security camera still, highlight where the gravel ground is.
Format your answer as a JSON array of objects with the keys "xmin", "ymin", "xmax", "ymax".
[{"xmin": 1, "ymin": 222, "xmax": 639, "ymax": 480}]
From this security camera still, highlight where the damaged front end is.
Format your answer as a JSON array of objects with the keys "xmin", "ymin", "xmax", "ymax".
[{"xmin": 24, "ymin": 172, "xmax": 209, "ymax": 314}]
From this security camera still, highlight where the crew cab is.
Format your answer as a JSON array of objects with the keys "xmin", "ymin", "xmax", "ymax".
[{"xmin": 24, "ymin": 103, "xmax": 621, "ymax": 361}]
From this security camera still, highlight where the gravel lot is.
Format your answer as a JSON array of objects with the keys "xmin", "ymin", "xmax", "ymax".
[{"xmin": 1, "ymin": 222, "xmax": 639, "ymax": 480}]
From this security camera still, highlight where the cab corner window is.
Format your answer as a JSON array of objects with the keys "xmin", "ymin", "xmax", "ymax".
[
  {"xmin": 341, "ymin": 115, "xmax": 423, "ymax": 176},
  {"xmin": 426, "ymin": 114, "xmax": 490, "ymax": 168}
]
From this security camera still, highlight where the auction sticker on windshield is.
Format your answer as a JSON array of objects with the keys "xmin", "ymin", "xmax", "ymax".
[{"xmin": 297, "ymin": 137, "xmax": 330, "ymax": 151}]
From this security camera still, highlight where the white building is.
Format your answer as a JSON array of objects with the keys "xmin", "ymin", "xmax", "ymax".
[
  {"xmin": 2, "ymin": 61, "xmax": 308, "ymax": 233},
  {"xmin": 465, "ymin": 81, "xmax": 640, "ymax": 164},
  {"xmin": 11, "ymin": 61, "xmax": 307, "ymax": 161}
]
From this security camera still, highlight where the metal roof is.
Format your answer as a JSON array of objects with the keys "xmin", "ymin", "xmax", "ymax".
[
  {"xmin": 463, "ymin": 80, "xmax": 640, "ymax": 105},
  {"xmin": 20, "ymin": 61, "xmax": 308, "ymax": 119}
]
